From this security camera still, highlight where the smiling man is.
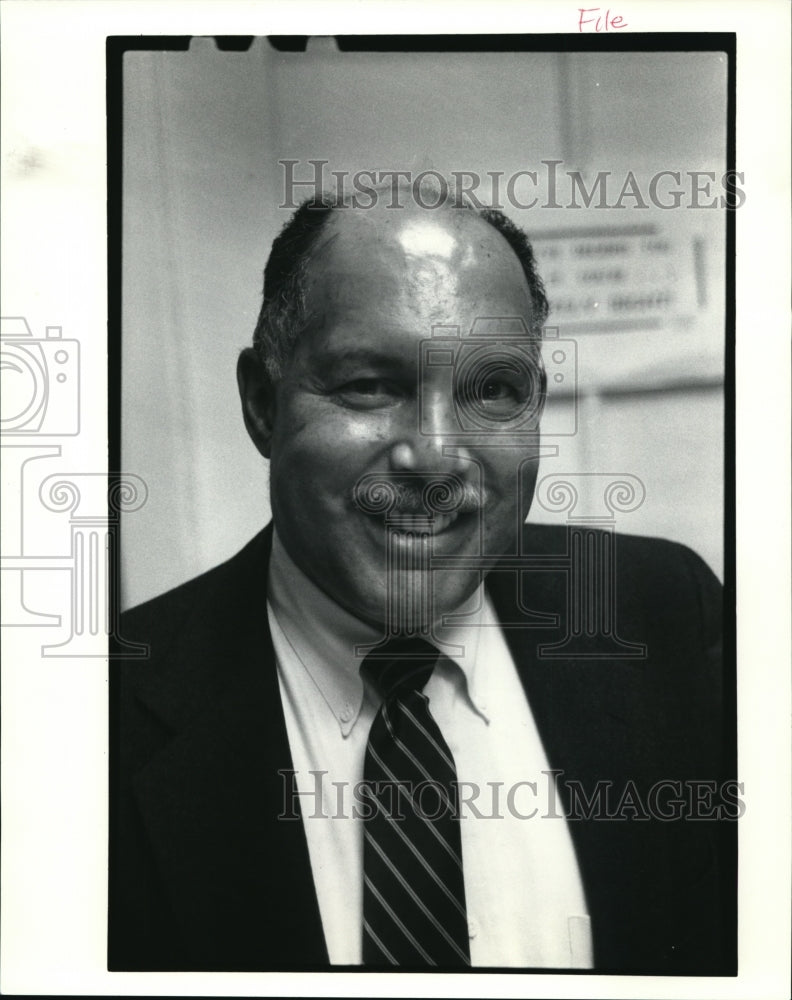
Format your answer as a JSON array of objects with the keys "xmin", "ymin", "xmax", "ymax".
[
  {"xmin": 238, "ymin": 196, "xmax": 545, "ymax": 631},
  {"xmin": 110, "ymin": 183, "xmax": 734, "ymax": 974}
]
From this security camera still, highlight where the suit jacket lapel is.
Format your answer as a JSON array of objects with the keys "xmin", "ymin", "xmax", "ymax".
[
  {"xmin": 485, "ymin": 563, "xmax": 619, "ymax": 963},
  {"xmin": 486, "ymin": 529, "xmax": 677, "ymax": 971},
  {"xmin": 130, "ymin": 527, "xmax": 328, "ymax": 970}
]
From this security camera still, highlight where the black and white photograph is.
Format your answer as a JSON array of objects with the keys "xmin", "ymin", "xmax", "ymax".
[
  {"xmin": 112, "ymin": 34, "xmax": 737, "ymax": 974},
  {"xmin": 1, "ymin": 2, "xmax": 790, "ymax": 997}
]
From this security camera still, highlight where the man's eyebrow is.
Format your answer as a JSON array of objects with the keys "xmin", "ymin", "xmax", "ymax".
[{"xmin": 310, "ymin": 347, "xmax": 411, "ymax": 369}]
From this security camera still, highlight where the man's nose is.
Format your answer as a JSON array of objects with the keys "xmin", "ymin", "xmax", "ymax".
[{"xmin": 388, "ymin": 390, "xmax": 472, "ymax": 474}]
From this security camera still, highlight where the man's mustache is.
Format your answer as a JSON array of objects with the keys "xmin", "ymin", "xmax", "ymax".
[{"xmin": 350, "ymin": 474, "xmax": 487, "ymax": 517}]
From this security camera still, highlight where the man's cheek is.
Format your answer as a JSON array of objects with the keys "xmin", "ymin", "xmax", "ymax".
[{"xmin": 285, "ymin": 453, "xmax": 353, "ymax": 513}]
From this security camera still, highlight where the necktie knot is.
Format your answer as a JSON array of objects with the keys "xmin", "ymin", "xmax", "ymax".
[{"xmin": 360, "ymin": 636, "xmax": 440, "ymax": 703}]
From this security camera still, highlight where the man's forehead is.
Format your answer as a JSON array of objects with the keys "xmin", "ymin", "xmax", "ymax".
[{"xmin": 306, "ymin": 203, "xmax": 532, "ymax": 309}]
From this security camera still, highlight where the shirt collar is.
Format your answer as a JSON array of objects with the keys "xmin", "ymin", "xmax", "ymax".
[{"xmin": 267, "ymin": 529, "xmax": 491, "ymax": 735}]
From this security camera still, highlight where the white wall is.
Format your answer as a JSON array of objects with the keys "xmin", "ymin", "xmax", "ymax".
[{"xmin": 121, "ymin": 40, "xmax": 727, "ymax": 609}]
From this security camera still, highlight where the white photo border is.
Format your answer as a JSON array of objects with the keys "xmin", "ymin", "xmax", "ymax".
[{"xmin": 1, "ymin": 2, "xmax": 789, "ymax": 998}]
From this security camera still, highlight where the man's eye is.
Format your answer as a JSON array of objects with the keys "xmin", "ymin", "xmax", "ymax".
[
  {"xmin": 474, "ymin": 379, "xmax": 524, "ymax": 408},
  {"xmin": 333, "ymin": 378, "xmax": 402, "ymax": 408},
  {"xmin": 480, "ymin": 380, "xmax": 516, "ymax": 401}
]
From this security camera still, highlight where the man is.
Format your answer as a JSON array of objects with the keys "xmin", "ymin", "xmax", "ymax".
[{"xmin": 110, "ymin": 183, "xmax": 734, "ymax": 973}]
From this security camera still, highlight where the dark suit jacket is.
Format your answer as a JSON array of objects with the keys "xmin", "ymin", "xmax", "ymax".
[{"xmin": 109, "ymin": 523, "xmax": 735, "ymax": 974}]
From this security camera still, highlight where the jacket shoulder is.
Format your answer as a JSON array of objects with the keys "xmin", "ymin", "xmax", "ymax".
[
  {"xmin": 521, "ymin": 522, "xmax": 720, "ymax": 590},
  {"xmin": 523, "ymin": 521, "xmax": 716, "ymax": 568},
  {"xmin": 119, "ymin": 526, "xmax": 272, "ymax": 656},
  {"xmin": 518, "ymin": 522, "xmax": 722, "ymax": 643}
]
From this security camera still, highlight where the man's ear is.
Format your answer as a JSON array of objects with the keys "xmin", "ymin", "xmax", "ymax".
[{"xmin": 237, "ymin": 347, "xmax": 277, "ymax": 459}]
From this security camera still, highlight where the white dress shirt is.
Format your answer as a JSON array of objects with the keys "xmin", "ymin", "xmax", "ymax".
[{"xmin": 267, "ymin": 529, "xmax": 593, "ymax": 968}]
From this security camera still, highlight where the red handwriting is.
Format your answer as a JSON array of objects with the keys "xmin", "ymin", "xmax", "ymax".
[{"xmin": 578, "ymin": 8, "xmax": 628, "ymax": 31}]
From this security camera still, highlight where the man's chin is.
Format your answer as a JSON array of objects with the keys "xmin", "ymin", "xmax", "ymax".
[{"xmin": 340, "ymin": 569, "xmax": 482, "ymax": 635}]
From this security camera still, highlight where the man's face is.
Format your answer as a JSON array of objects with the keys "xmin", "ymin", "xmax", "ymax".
[{"xmin": 248, "ymin": 206, "xmax": 544, "ymax": 629}]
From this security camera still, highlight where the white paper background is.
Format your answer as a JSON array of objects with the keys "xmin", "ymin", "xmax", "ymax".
[{"xmin": 1, "ymin": 1, "xmax": 790, "ymax": 997}]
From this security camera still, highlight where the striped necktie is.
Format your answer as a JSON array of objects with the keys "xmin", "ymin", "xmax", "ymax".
[{"xmin": 360, "ymin": 637, "xmax": 471, "ymax": 967}]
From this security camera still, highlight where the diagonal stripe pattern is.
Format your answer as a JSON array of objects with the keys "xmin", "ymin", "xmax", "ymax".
[{"xmin": 360, "ymin": 637, "xmax": 470, "ymax": 967}]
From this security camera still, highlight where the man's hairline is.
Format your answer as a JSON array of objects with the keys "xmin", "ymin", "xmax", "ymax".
[
  {"xmin": 275, "ymin": 203, "xmax": 543, "ymax": 377},
  {"xmin": 254, "ymin": 185, "xmax": 549, "ymax": 382}
]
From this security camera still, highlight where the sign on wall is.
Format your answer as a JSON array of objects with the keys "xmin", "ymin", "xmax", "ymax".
[{"xmin": 531, "ymin": 224, "xmax": 702, "ymax": 331}]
